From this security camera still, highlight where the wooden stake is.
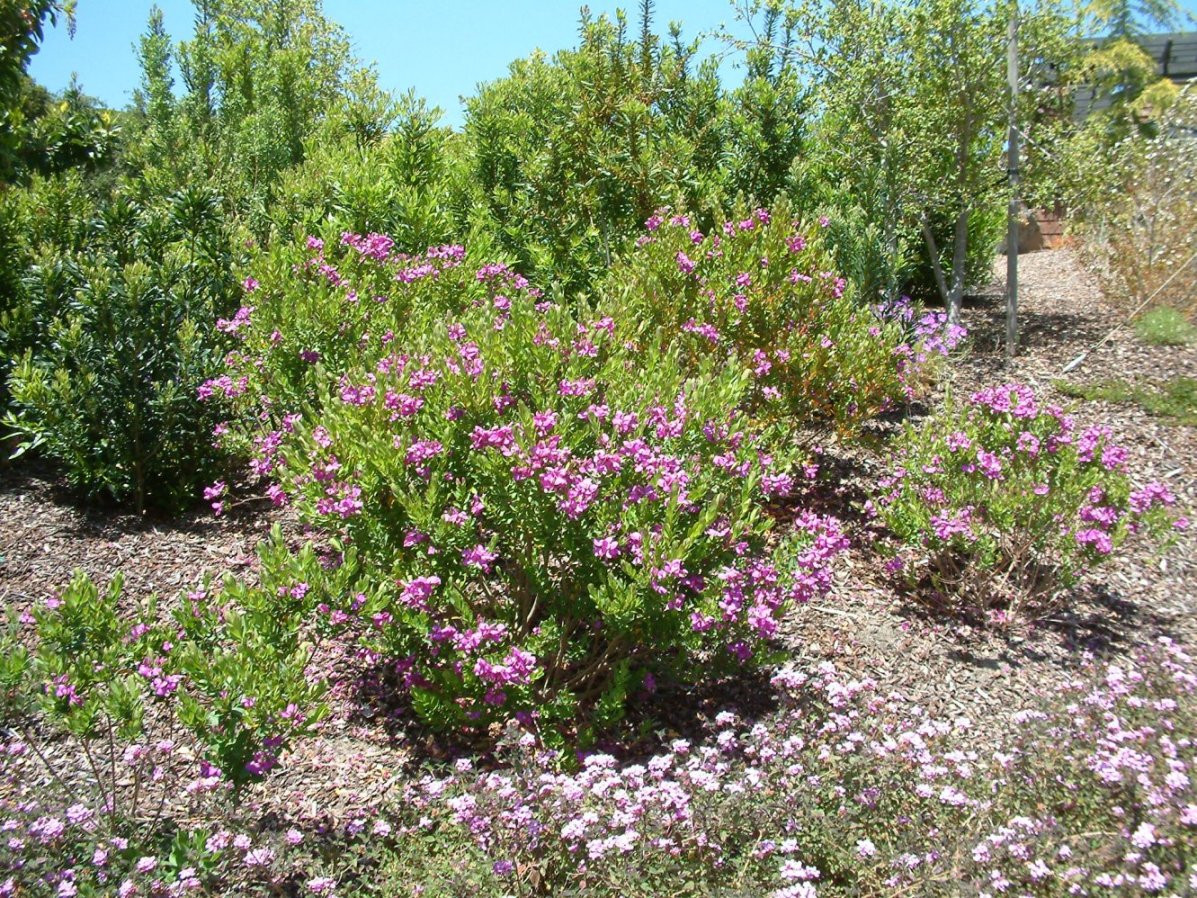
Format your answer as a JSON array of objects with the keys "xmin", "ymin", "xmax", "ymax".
[{"xmin": 1006, "ymin": 1, "xmax": 1020, "ymax": 364}]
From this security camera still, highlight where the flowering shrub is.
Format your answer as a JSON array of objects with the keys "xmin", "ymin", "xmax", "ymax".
[
  {"xmin": 0, "ymin": 529, "xmax": 330, "ymax": 813},
  {"xmin": 603, "ymin": 203, "xmax": 959, "ymax": 431},
  {"xmin": 869, "ymin": 384, "xmax": 1185, "ymax": 620},
  {"xmin": 4, "ymin": 630, "xmax": 1196, "ymax": 897},
  {"xmin": 214, "ymin": 231, "xmax": 481, "ymax": 415},
  {"xmin": 873, "ymin": 293, "xmax": 969, "ymax": 398},
  {"xmin": 217, "ymin": 206, "xmax": 961, "ymax": 446},
  {"xmin": 220, "ymin": 245, "xmax": 848, "ymax": 735}
]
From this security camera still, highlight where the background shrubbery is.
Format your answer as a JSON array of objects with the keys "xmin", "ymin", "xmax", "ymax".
[{"xmin": 1, "ymin": 0, "xmax": 1090, "ymax": 510}]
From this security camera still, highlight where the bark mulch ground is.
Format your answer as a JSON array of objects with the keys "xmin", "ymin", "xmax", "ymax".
[{"xmin": 1, "ymin": 247, "xmax": 1194, "ymax": 816}]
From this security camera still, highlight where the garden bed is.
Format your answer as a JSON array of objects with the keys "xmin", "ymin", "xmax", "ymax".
[{"xmin": 2, "ymin": 248, "xmax": 1193, "ymax": 820}]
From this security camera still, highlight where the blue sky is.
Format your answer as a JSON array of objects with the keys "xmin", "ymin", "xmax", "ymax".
[
  {"xmin": 27, "ymin": 1, "xmax": 751, "ymax": 127},
  {"xmin": 27, "ymin": 0, "xmax": 1197, "ymax": 128}
]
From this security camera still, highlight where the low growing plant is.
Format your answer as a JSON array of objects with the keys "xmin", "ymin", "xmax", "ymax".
[
  {"xmin": 868, "ymin": 383, "xmax": 1185, "ymax": 621},
  {"xmin": 1134, "ymin": 306, "xmax": 1197, "ymax": 347},
  {"xmin": 1055, "ymin": 375, "xmax": 1197, "ymax": 427},
  {"xmin": 383, "ymin": 638, "xmax": 1197, "ymax": 897},
  {"xmin": 0, "ymin": 527, "xmax": 330, "ymax": 823}
]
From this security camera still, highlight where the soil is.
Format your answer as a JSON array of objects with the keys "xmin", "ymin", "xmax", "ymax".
[{"xmin": 1, "ymin": 247, "xmax": 1194, "ymax": 819}]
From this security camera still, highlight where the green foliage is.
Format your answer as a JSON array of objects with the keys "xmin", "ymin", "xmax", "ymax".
[
  {"xmin": 1084, "ymin": 0, "xmax": 1179, "ymax": 37},
  {"xmin": 128, "ymin": 0, "xmax": 383, "ymax": 226},
  {"xmin": 601, "ymin": 201, "xmax": 922, "ymax": 433},
  {"xmin": 770, "ymin": 0, "xmax": 1075, "ymax": 315},
  {"xmin": 5, "ymin": 185, "xmax": 239, "ymax": 512},
  {"xmin": 1, "ymin": 533, "xmax": 329, "ymax": 818},
  {"xmin": 1055, "ymin": 375, "xmax": 1197, "ymax": 426},
  {"xmin": 267, "ymin": 91, "xmax": 468, "ymax": 249},
  {"xmin": 221, "ymin": 230, "xmax": 849, "ymax": 737},
  {"xmin": 1134, "ymin": 306, "xmax": 1197, "ymax": 347},
  {"xmin": 2, "ymin": 0, "xmax": 403, "ymax": 510},
  {"xmin": 0, "ymin": 0, "xmax": 75, "ymax": 180},
  {"xmin": 461, "ymin": 6, "xmax": 807, "ymax": 296}
]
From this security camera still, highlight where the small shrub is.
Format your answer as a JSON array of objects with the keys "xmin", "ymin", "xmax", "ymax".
[
  {"xmin": 1134, "ymin": 305, "xmax": 1197, "ymax": 347},
  {"xmin": 869, "ymin": 383, "xmax": 1185, "ymax": 621},
  {"xmin": 603, "ymin": 203, "xmax": 962, "ymax": 433},
  {"xmin": 0, "ymin": 528, "xmax": 329, "ymax": 818}
]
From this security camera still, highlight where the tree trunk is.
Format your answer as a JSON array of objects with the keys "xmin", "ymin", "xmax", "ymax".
[
  {"xmin": 948, "ymin": 208, "xmax": 969, "ymax": 326},
  {"xmin": 920, "ymin": 210, "xmax": 970, "ymax": 326},
  {"xmin": 921, "ymin": 216, "xmax": 950, "ymax": 307}
]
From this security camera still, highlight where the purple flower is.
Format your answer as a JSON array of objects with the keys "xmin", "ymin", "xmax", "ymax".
[
  {"xmin": 593, "ymin": 536, "xmax": 620, "ymax": 559},
  {"xmin": 244, "ymin": 847, "xmax": 275, "ymax": 869},
  {"xmin": 462, "ymin": 544, "xmax": 499, "ymax": 573}
]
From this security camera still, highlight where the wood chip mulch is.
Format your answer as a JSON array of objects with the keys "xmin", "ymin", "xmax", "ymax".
[{"xmin": 1, "ymin": 247, "xmax": 1194, "ymax": 816}]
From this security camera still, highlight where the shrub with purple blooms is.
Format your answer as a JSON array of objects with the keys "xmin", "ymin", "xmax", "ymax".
[
  {"xmin": 211, "ymin": 232, "xmax": 483, "ymax": 415},
  {"xmin": 247, "ymin": 266, "xmax": 847, "ymax": 735},
  {"xmin": 604, "ymin": 203, "xmax": 959, "ymax": 432},
  {"xmin": 869, "ymin": 384, "xmax": 1185, "ymax": 621},
  {"xmin": 0, "ymin": 530, "xmax": 330, "ymax": 814}
]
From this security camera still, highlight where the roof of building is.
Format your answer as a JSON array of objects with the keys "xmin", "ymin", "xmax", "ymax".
[
  {"xmin": 1072, "ymin": 32, "xmax": 1197, "ymax": 120},
  {"xmin": 1136, "ymin": 31, "xmax": 1197, "ymax": 82}
]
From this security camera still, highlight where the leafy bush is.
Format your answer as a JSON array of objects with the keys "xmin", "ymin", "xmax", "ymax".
[
  {"xmin": 5, "ymin": 186, "xmax": 242, "ymax": 511},
  {"xmin": 604, "ymin": 203, "xmax": 960, "ymax": 432},
  {"xmin": 0, "ymin": 171, "xmax": 97, "ymax": 408},
  {"xmin": 211, "ymin": 230, "xmax": 479, "ymax": 416},
  {"xmin": 869, "ymin": 383, "xmax": 1184, "ymax": 621},
  {"xmin": 218, "ymin": 235, "xmax": 848, "ymax": 737},
  {"xmin": 460, "ymin": 6, "xmax": 814, "ymax": 297},
  {"xmin": 1134, "ymin": 305, "xmax": 1197, "ymax": 347},
  {"xmin": 461, "ymin": 10, "xmax": 710, "ymax": 296},
  {"xmin": 1, "ymin": 531, "xmax": 328, "ymax": 811},
  {"xmin": 266, "ymin": 91, "xmax": 470, "ymax": 251}
]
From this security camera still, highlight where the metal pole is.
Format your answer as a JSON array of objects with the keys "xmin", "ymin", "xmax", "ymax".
[{"xmin": 1006, "ymin": 1, "xmax": 1020, "ymax": 364}]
